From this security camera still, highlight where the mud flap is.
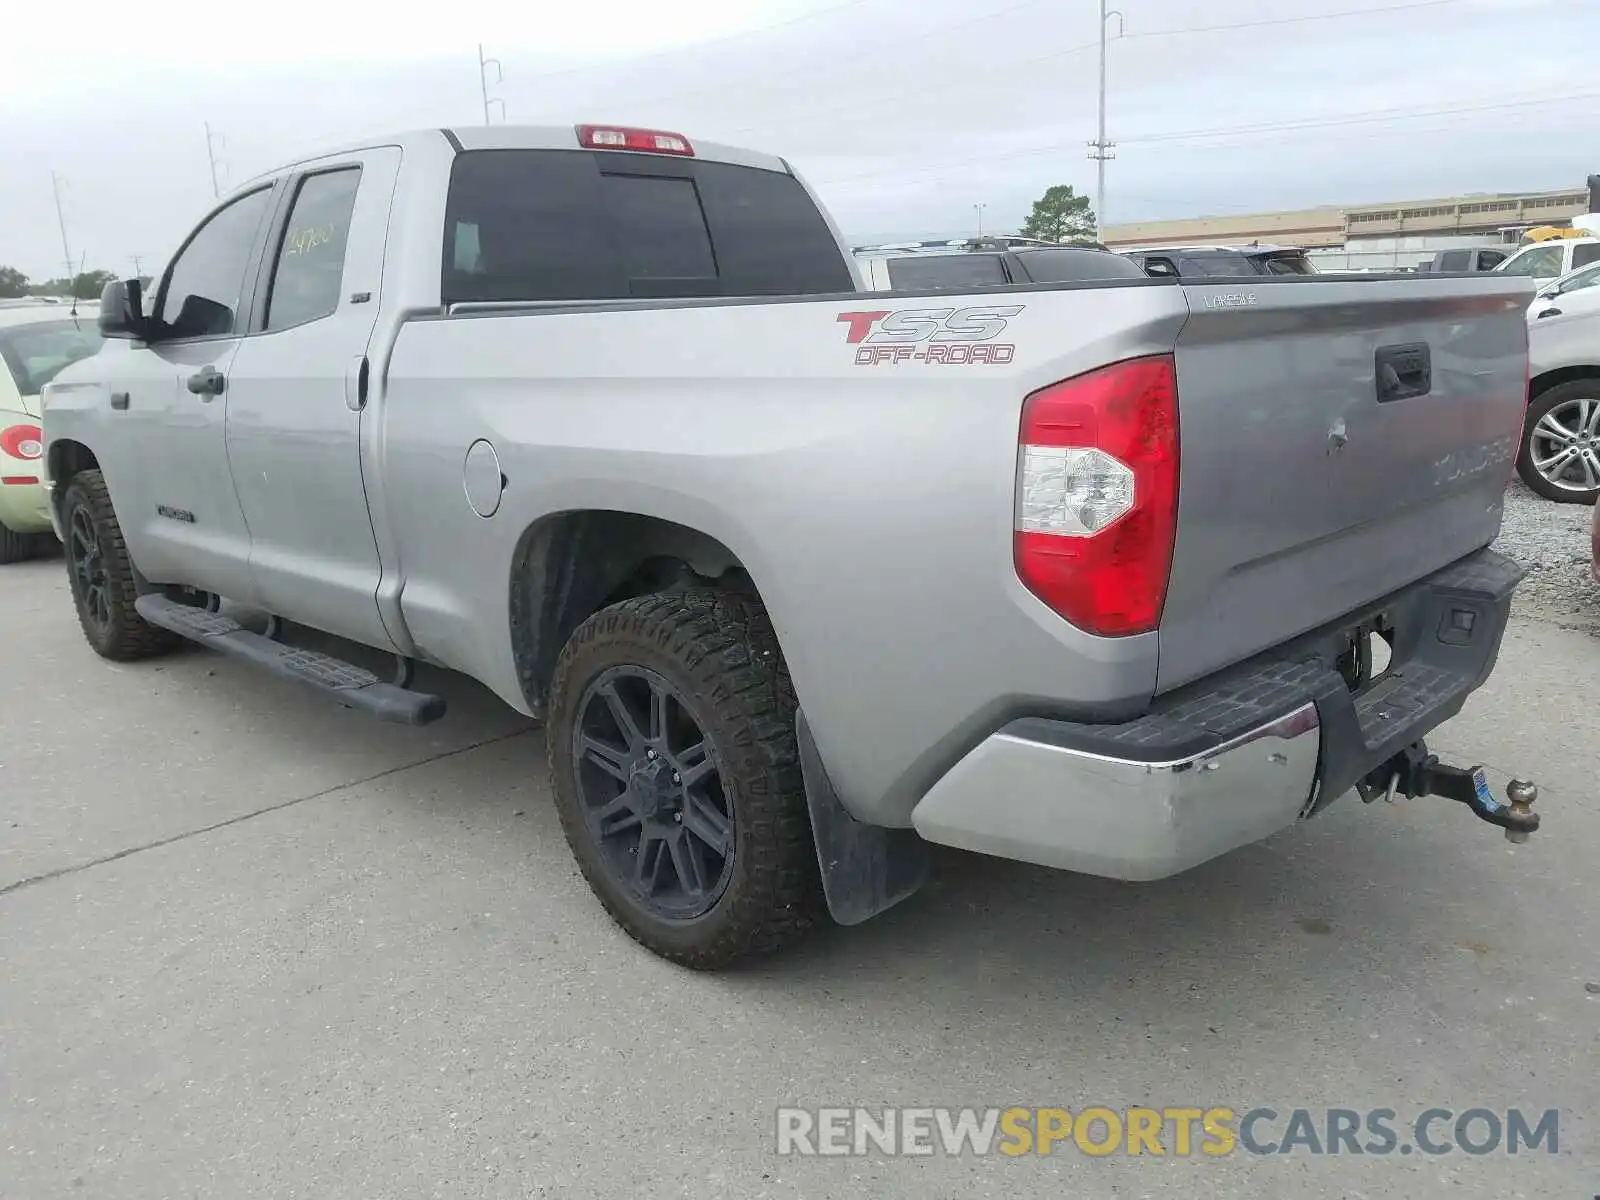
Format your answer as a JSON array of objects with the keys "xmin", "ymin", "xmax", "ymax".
[{"xmin": 797, "ymin": 711, "xmax": 929, "ymax": 926}]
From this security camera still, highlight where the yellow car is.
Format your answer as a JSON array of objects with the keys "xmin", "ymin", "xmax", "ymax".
[{"xmin": 1, "ymin": 300, "xmax": 104, "ymax": 562}]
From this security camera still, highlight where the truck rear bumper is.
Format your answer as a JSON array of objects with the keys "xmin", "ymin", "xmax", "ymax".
[
  {"xmin": 911, "ymin": 702, "xmax": 1321, "ymax": 880},
  {"xmin": 910, "ymin": 546, "xmax": 1523, "ymax": 881}
]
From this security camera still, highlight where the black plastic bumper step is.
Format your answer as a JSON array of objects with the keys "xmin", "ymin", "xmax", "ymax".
[{"xmin": 134, "ymin": 594, "xmax": 446, "ymax": 725}]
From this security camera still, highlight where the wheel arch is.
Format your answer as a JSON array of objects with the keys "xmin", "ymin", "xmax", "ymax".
[
  {"xmin": 1528, "ymin": 365, "xmax": 1600, "ymax": 403},
  {"xmin": 508, "ymin": 509, "xmax": 759, "ymax": 715},
  {"xmin": 46, "ymin": 439, "xmax": 101, "ymax": 516}
]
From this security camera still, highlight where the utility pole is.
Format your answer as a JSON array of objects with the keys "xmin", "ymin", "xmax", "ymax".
[
  {"xmin": 478, "ymin": 45, "xmax": 505, "ymax": 124},
  {"xmin": 50, "ymin": 172, "xmax": 75, "ymax": 288},
  {"xmin": 131, "ymin": 254, "xmax": 145, "ymax": 277},
  {"xmin": 1087, "ymin": 0, "xmax": 1124, "ymax": 239},
  {"xmin": 974, "ymin": 203, "xmax": 987, "ymax": 237},
  {"xmin": 204, "ymin": 122, "xmax": 225, "ymax": 197}
]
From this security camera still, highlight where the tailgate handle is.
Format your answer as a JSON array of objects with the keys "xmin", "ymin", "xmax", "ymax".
[{"xmin": 1375, "ymin": 343, "xmax": 1431, "ymax": 403}]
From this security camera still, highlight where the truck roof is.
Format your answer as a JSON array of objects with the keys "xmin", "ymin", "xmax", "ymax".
[
  {"xmin": 239, "ymin": 125, "xmax": 794, "ymax": 191},
  {"xmin": 1125, "ymin": 243, "xmax": 1305, "ymax": 256}
]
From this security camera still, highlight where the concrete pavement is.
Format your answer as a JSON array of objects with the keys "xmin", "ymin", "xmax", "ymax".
[{"xmin": 2, "ymin": 555, "xmax": 1596, "ymax": 1198}]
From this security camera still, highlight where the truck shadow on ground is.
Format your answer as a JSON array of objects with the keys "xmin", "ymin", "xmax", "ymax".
[{"xmin": 160, "ymin": 614, "xmax": 1555, "ymax": 1050}]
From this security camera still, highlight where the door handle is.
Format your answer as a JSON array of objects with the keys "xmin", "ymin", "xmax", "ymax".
[
  {"xmin": 186, "ymin": 366, "xmax": 226, "ymax": 399},
  {"xmin": 109, "ymin": 391, "xmax": 130, "ymax": 411},
  {"xmin": 1536, "ymin": 307, "xmax": 1562, "ymax": 319}
]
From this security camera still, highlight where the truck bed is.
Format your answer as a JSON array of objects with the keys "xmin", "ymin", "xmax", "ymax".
[{"xmin": 379, "ymin": 272, "xmax": 1532, "ymax": 826}]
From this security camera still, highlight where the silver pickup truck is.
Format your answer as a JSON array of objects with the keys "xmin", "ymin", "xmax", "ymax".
[{"xmin": 42, "ymin": 124, "xmax": 1543, "ymax": 968}]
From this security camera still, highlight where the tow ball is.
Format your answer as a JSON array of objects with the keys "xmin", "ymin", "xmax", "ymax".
[{"xmin": 1357, "ymin": 742, "xmax": 1540, "ymax": 843}]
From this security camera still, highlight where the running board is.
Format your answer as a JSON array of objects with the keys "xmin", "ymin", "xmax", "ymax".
[{"xmin": 134, "ymin": 595, "xmax": 446, "ymax": 725}]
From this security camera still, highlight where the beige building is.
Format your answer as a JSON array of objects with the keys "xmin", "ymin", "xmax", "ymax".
[{"xmin": 1102, "ymin": 186, "xmax": 1592, "ymax": 250}]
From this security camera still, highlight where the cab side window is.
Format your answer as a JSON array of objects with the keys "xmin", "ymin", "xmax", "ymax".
[
  {"xmin": 159, "ymin": 186, "xmax": 275, "ymax": 339},
  {"xmin": 265, "ymin": 168, "xmax": 362, "ymax": 331}
]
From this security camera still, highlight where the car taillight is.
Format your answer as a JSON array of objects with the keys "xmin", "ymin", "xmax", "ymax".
[
  {"xmin": 576, "ymin": 124, "xmax": 694, "ymax": 156},
  {"xmin": 1014, "ymin": 355, "xmax": 1180, "ymax": 637},
  {"xmin": 1, "ymin": 424, "xmax": 43, "ymax": 461}
]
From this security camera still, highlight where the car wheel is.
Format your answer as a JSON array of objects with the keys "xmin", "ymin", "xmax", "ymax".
[
  {"xmin": 1517, "ymin": 379, "xmax": 1600, "ymax": 504},
  {"xmin": 547, "ymin": 588, "xmax": 822, "ymax": 968},
  {"xmin": 61, "ymin": 469, "xmax": 182, "ymax": 660}
]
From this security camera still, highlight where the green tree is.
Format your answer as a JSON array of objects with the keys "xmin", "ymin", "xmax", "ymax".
[
  {"xmin": 70, "ymin": 270, "xmax": 117, "ymax": 300},
  {"xmin": 28, "ymin": 270, "xmax": 116, "ymax": 300},
  {"xmin": 0, "ymin": 266, "xmax": 29, "ymax": 299},
  {"xmin": 1018, "ymin": 185, "xmax": 1097, "ymax": 243}
]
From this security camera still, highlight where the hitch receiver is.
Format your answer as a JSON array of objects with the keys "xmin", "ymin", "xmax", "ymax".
[{"xmin": 1359, "ymin": 742, "xmax": 1540, "ymax": 842}]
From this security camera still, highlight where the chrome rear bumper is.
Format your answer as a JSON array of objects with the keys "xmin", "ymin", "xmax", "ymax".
[{"xmin": 911, "ymin": 704, "xmax": 1320, "ymax": 881}]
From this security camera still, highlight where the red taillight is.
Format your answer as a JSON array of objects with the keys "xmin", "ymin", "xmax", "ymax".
[
  {"xmin": 1, "ymin": 424, "xmax": 43, "ymax": 461},
  {"xmin": 1014, "ymin": 355, "xmax": 1180, "ymax": 637},
  {"xmin": 576, "ymin": 124, "xmax": 694, "ymax": 156}
]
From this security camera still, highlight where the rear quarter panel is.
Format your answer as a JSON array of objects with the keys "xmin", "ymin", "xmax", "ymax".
[{"xmin": 378, "ymin": 283, "xmax": 1188, "ymax": 825}]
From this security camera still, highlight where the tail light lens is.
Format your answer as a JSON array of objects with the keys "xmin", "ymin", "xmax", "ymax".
[
  {"xmin": 1014, "ymin": 355, "xmax": 1180, "ymax": 637},
  {"xmin": 1, "ymin": 424, "xmax": 43, "ymax": 461},
  {"xmin": 576, "ymin": 125, "xmax": 694, "ymax": 156}
]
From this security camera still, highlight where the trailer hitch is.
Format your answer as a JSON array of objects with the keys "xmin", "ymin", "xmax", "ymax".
[{"xmin": 1358, "ymin": 742, "xmax": 1540, "ymax": 842}]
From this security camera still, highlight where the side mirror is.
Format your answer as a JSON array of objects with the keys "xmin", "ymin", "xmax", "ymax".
[{"xmin": 98, "ymin": 278, "xmax": 147, "ymax": 340}]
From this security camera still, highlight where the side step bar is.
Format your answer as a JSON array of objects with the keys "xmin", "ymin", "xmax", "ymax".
[{"xmin": 134, "ymin": 595, "xmax": 446, "ymax": 726}]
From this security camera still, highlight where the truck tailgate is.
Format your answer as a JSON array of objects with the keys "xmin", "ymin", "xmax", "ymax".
[{"xmin": 1157, "ymin": 275, "xmax": 1532, "ymax": 692}]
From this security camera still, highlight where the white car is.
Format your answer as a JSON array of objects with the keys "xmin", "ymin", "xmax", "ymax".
[
  {"xmin": 0, "ymin": 299, "xmax": 104, "ymax": 562},
  {"xmin": 1495, "ymin": 238, "xmax": 1600, "ymax": 288},
  {"xmin": 1526, "ymin": 258, "xmax": 1600, "ymax": 317}
]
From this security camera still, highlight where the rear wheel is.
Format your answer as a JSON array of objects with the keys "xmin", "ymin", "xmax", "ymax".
[
  {"xmin": 61, "ymin": 470, "xmax": 181, "ymax": 660},
  {"xmin": 547, "ymin": 589, "xmax": 822, "ymax": 968},
  {"xmin": 1517, "ymin": 379, "xmax": 1600, "ymax": 504},
  {"xmin": 0, "ymin": 521, "xmax": 39, "ymax": 564}
]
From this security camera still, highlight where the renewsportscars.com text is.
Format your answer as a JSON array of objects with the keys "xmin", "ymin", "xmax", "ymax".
[{"xmin": 775, "ymin": 1106, "xmax": 1559, "ymax": 1158}]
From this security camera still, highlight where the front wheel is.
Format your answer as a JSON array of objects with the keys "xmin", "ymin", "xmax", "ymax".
[
  {"xmin": 61, "ymin": 470, "xmax": 182, "ymax": 660},
  {"xmin": 1517, "ymin": 379, "xmax": 1600, "ymax": 504},
  {"xmin": 547, "ymin": 589, "xmax": 822, "ymax": 968}
]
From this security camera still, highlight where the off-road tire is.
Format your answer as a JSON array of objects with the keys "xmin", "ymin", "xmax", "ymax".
[
  {"xmin": 547, "ymin": 589, "xmax": 823, "ymax": 969},
  {"xmin": 1517, "ymin": 378, "xmax": 1600, "ymax": 505},
  {"xmin": 0, "ymin": 521, "xmax": 39, "ymax": 564},
  {"xmin": 61, "ymin": 469, "xmax": 182, "ymax": 660}
]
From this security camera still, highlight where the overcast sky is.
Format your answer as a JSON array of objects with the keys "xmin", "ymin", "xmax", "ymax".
[{"xmin": 2, "ymin": 0, "xmax": 1594, "ymax": 278}]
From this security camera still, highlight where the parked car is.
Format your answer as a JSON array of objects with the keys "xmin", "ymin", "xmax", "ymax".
[
  {"xmin": 1527, "ymin": 258, "xmax": 1600, "ymax": 317},
  {"xmin": 0, "ymin": 300, "xmax": 103, "ymax": 562},
  {"xmin": 855, "ymin": 243, "xmax": 1144, "ymax": 291},
  {"xmin": 1495, "ymin": 238, "xmax": 1600, "ymax": 287},
  {"xmin": 1524, "ymin": 283, "xmax": 1600, "ymax": 503},
  {"xmin": 1423, "ymin": 246, "xmax": 1510, "ymax": 273},
  {"xmin": 1120, "ymin": 243, "xmax": 1317, "ymax": 278},
  {"xmin": 44, "ymin": 123, "xmax": 1541, "ymax": 967}
]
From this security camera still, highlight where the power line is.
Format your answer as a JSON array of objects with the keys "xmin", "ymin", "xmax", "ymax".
[
  {"xmin": 1120, "ymin": 90, "xmax": 1600, "ymax": 145},
  {"xmin": 707, "ymin": 0, "xmax": 1582, "ymax": 148},
  {"xmin": 719, "ymin": 39, "xmax": 1099, "ymax": 137},
  {"xmin": 808, "ymin": 90, "xmax": 1600, "ymax": 188},
  {"xmin": 1123, "ymin": 0, "xmax": 1473, "ymax": 39}
]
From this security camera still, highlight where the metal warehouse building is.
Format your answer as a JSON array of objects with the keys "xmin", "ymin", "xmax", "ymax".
[{"xmin": 1102, "ymin": 185, "xmax": 1593, "ymax": 270}]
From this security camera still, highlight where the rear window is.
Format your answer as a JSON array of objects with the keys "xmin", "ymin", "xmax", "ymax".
[
  {"xmin": 1254, "ymin": 253, "xmax": 1315, "ymax": 276},
  {"xmin": 1180, "ymin": 254, "xmax": 1258, "ymax": 278},
  {"xmin": 1435, "ymin": 250, "xmax": 1470, "ymax": 271},
  {"xmin": 1012, "ymin": 248, "xmax": 1144, "ymax": 283},
  {"xmin": 0, "ymin": 318, "xmax": 104, "ymax": 396},
  {"xmin": 885, "ymin": 254, "xmax": 1007, "ymax": 290},
  {"xmin": 1571, "ymin": 243, "xmax": 1600, "ymax": 270},
  {"xmin": 441, "ymin": 149, "xmax": 852, "ymax": 304}
]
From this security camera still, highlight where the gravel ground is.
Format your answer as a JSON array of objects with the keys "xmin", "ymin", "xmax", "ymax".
[{"xmin": 1492, "ymin": 482, "xmax": 1599, "ymax": 632}]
